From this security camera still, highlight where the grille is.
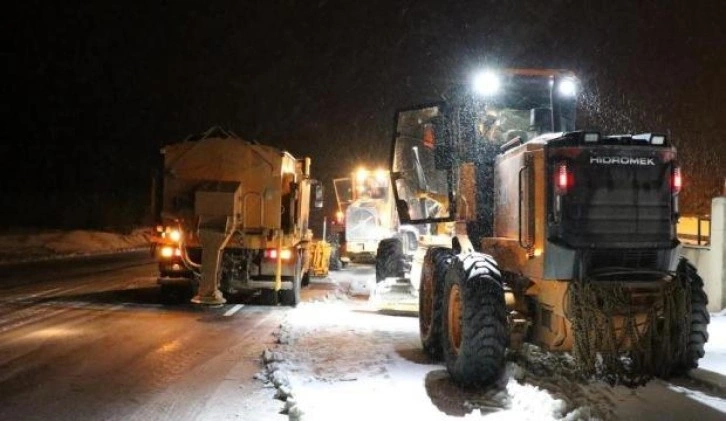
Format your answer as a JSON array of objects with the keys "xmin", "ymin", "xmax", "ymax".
[
  {"xmin": 554, "ymin": 148, "xmax": 676, "ymax": 249},
  {"xmin": 586, "ymin": 249, "xmax": 659, "ymax": 272},
  {"xmin": 346, "ymin": 207, "xmax": 379, "ymax": 241}
]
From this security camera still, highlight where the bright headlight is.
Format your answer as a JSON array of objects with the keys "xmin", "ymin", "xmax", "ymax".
[
  {"xmin": 160, "ymin": 246, "xmax": 175, "ymax": 258},
  {"xmin": 558, "ymin": 78, "xmax": 577, "ymax": 97},
  {"xmin": 168, "ymin": 229, "xmax": 181, "ymax": 242},
  {"xmin": 473, "ymin": 71, "xmax": 500, "ymax": 96},
  {"xmin": 374, "ymin": 169, "xmax": 387, "ymax": 184},
  {"xmin": 355, "ymin": 168, "xmax": 369, "ymax": 183}
]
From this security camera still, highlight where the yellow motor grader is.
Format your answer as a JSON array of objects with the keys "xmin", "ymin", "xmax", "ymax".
[
  {"xmin": 333, "ymin": 167, "xmax": 448, "ymax": 310},
  {"xmin": 150, "ymin": 126, "xmax": 324, "ymax": 306},
  {"xmin": 333, "ymin": 167, "xmax": 419, "ymax": 276},
  {"xmin": 390, "ymin": 69, "xmax": 710, "ymax": 386}
]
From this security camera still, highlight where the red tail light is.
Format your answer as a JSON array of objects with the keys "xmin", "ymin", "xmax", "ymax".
[
  {"xmin": 263, "ymin": 249, "xmax": 293, "ymax": 260},
  {"xmin": 672, "ymin": 166, "xmax": 682, "ymax": 194},
  {"xmin": 555, "ymin": 162, "xmax": 571, "ymax": 195}
]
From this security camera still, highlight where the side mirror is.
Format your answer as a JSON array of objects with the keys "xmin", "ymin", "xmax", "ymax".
[{"xmin": 314, "ymin": 184, "xmax": 324, "ymax": 208}]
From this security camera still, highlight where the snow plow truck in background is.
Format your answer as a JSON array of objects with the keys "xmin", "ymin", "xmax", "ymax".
[
  {"xmin": 150, "ymin": 126, "xmax": 325, "ymax": 306},
  {"xmin": 391, "ymin": 68, "xmax": 710, "ymax": 387}
]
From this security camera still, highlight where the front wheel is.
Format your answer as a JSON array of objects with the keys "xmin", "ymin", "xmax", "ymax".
[
  {"xmin": 375, "ymin": 238, "xmax": 405, "ymax": 282},
  {"xmin": 441, "ymin": 252, "xmax": 508, "ymax": 387}
]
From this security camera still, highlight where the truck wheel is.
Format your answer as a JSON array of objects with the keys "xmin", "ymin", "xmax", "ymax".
[
  {"xmin": 420, "ymin": 247, "xmax": 454, "ymax": 361},
  {"xmin": 301, "ymin": 270, "xmax": 311, "ymax": 287},
  {"xmin": 441, "ymin": 252, "xmax": 508, "ymax": 387},
  {"xmin": 329, "ymin": 246, "xmax": 342, "ymax": 271},
  {"xmin": 673, "ymin": 258, "xmax": 710, "ymax": 373},
  {"xmin": 375, "ymin": 238, "xmax": 405, "ymax": 282},
  {"xmin": 279, "ymin": 252, "xmax": 302, "ymax": 307}
]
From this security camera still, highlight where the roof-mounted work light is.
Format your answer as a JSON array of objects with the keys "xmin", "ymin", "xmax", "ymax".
[
  {"xmin": 557, "ymin": 77, "xmax": 577, "ymax": 97},
  {"xmin": 583, "ymin": 132, "xmax": 600, "ymax": 143},
  {"xmin": 472, "ymin": 71, "xmax": 501, "ymax": 96},
  {"xmin": 650, "ymin": 135, "xmax": 666, "ymax": 145},
  {"xmin": 632, "ymin": 133, "xmax": 667, "ymax": 145}
]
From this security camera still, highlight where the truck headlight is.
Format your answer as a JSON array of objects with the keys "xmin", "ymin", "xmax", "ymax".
[
  {"xmin": 160, "ymin": 246, "xmax": 175, "ymax": 258},
  {"xmin": 168, "ymin": 229, "xmax": 181, "ymax": 242}
]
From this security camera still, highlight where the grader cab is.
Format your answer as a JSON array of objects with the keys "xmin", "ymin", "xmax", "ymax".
[{"xmin": 391, "ymin": 69, "xmax": 709, "ymax": 386}]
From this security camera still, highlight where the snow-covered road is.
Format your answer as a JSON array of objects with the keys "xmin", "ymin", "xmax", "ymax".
[
  {"xmin": 260, "ymin": 265, "xmax": 726, "ymax": 421},
  {"xmin": 2, "ymin": 227, "xmax": 725, "ymax": 420}
]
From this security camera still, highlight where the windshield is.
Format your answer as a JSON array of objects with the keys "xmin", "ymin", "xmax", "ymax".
[
  {"xmin": 471, "ymin": 73, "xmax": 576, "ymax": 144},
  {"xmin": 352, "ymin": 171, "xmax": 390, "ymax": 201},
  {"xmin": 333, "ymin": 177, "xmax": 353, "ymax": 213},
  {"xmin": 389, "ymin": 71, "xmax": 577, "ymax": 225},
  {"xmin": 391, "ymin": 105, "xmax": 452, "ymax": 223}
]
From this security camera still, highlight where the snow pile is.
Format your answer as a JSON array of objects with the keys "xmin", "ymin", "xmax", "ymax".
[
  {"xmin": 258, "ymin": 299, "xmax": 607, "ymax": 420},
  {"xmin": 0, "ymin": 228, "xmax": 151, "ymax": 264},
  {"xmin": 701, "ymin": 310, "xmax": 726, "ymax": 375},
  {"xmin": 347, "ymin": 276, "xmax": 373, "ymax": 296}
]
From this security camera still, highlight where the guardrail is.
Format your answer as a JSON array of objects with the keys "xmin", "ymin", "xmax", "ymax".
[
  {"xmin": 678, "ymin": 215, "xmax": 711, "ymax": 246},
  {"xmin": 679, "ymin": 197, "xmax": 725, "ymax": 312}
]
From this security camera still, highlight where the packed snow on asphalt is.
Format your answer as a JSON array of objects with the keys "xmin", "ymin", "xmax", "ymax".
[
  {"xmin": 255, "ymin": 265, "xmax": 721, "ymax": 421},
  {"xmin": 258, "ymin": 296, "xmax": 595, "ymax": 420}
]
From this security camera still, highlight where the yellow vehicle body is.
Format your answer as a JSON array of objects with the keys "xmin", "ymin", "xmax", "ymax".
[
  {"xmin": 334, "ymin": 168, "xmax": 403, "ymax": 262},
  {"xmin": 390, "ymin": 69, "xmax": 708, "ymax": 386},
  {"xmin": 308, "ymin": 240, "xmax": 332, "ymax": 277},
  {"xmin": 151, "ymin": 127, "xmax": 317, "ymax": 306}
]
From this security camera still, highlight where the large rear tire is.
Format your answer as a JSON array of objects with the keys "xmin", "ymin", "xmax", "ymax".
[
  {"xmin": 375, "ymin": 238, "xmax": 405, "ymax": 282},
  {"xmin": 673, "ymin": 257, "xmax": 710, "ymax": 373},
  {"xmin": 441, "ymin": 253, "xmax": 508, "ymax": 387},
  {"xmin": 419, "ymin": 247, "xmax": 454, "ymax": 360}
]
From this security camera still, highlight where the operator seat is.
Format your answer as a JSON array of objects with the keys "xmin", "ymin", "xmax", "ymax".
[{"xmin": 504, "ymin": 130, "xmax": 528, "ymax": 143}]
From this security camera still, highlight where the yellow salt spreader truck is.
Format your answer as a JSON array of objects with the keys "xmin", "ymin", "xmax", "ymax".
[{"xmin": 150, "ymin": 127, "xmax": 328, "ymax": 306}]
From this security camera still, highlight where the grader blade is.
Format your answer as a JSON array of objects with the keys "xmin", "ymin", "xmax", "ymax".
[{"xmin": 369, "ymin": 276, "xmax": 418, "ymax": 314}]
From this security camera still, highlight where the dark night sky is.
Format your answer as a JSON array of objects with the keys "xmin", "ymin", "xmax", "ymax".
[{"xmin": 3, "ymin": 0, "xmax": 725, "ymax": 229}]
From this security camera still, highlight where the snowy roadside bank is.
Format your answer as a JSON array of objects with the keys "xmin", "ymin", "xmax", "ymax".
[
  {"xmin": 0, "ymin": 229, "xmax": 152, "ymax": 266},
  {"xmin": 691, "ymin": 309, "xmax": 726, "ymax": 394}
]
